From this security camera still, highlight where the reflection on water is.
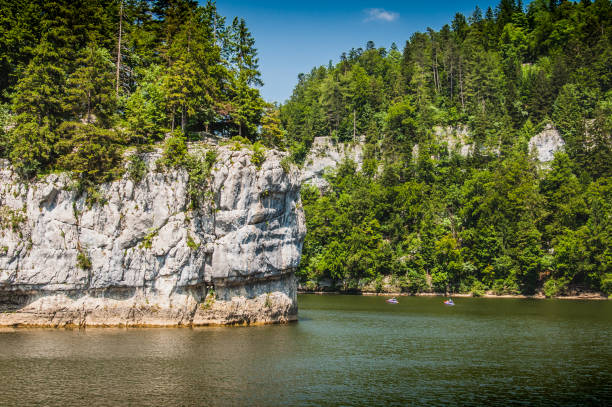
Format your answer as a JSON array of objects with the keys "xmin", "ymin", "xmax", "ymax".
[{"xmin": 0, "ymin": 296, "xmax": 610, "ymax": 406}]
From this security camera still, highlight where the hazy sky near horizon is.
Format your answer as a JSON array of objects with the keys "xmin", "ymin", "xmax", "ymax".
[{"xmin": 214, "ymin": 1, "xmax": 519, "ymax": 103}]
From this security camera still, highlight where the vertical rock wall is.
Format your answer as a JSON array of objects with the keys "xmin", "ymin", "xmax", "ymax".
[{"xmin": 0, "ymin": 144, "xmax": 305, "ymax": 326}]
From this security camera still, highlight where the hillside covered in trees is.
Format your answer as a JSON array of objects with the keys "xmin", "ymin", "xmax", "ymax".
[
  {"xmin": 0, "ymin": 0, "xmax": 610, "ymax": 297},
  {"xmin": 282, "ymin": 0, "xmax": 612, "ymax": 296},
  {"xmin": 0, "ymin": 0, "xmax": 282, "ymax": 185}
]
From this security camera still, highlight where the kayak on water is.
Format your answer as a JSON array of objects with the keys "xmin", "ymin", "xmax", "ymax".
[
  {"xmin": 386, "ymin": 298, "xmax": 399, "ymax": 304},
  {"xmin": 444, "ymin": 299, "xmax": 455, "ymax": 306}
]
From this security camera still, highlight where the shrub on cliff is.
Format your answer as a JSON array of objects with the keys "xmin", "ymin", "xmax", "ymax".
[{"xmin": 158, "ymin": 132, "xmax": 188, "ymax": 168}]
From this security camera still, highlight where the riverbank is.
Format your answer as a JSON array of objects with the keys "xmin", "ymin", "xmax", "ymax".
[{"xmin": 298, "ymin": 290, "xmax": 609, "ymax": 300}]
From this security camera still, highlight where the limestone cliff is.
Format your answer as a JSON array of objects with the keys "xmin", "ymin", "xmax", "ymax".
[
  {"xmin": 301, "ymin": 136, "xmax": 365, "ymax": 189},
  {"xmin": 528, "ymin": 124, "xmax": 565, "ymax": 162},
  {"xmin": 0, "ymin": 143, "xmax": 305, "ymax": 327}
]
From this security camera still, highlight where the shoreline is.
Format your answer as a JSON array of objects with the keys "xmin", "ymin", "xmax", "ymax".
[{"xmin": 297, "ymin": 290, "xmax": 609, "ymax": 300}]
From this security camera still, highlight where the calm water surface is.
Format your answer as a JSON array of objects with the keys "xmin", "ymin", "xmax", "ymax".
[{"xmin": 0, "ymin": 295, "xmax": 610, "ymax": 406}]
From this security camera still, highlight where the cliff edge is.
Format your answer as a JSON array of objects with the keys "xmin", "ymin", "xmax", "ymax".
[{"xmin": 0, "ymin": 143, "xmax": 305, "ymax": 326}]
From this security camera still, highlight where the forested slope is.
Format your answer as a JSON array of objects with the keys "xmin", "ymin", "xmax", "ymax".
[{"xmin": 281, "ymin": 0, "xmax": 612, "ymax": 296}]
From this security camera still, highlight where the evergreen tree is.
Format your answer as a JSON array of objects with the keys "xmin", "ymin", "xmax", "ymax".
[{"xmin": 66, "ymin": 44, "xmax": 116, "ymax": 125}]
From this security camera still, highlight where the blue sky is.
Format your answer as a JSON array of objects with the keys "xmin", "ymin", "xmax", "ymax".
[{"xmin": 215, "ymin": 1, "xmax": 512, "ymax": 103}]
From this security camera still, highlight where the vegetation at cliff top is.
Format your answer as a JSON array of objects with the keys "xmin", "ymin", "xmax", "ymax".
[
  {"xmin": 283, "ymin": 0, "xmax": 612, "ymax": 296},
  {"xmin": 0, "ymin": 0, "xmax": 283, "ymax": 185}
]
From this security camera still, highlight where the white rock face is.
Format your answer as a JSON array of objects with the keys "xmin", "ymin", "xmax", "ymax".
[
  {"xmin": 529, "ymin": 124, "xmax": 565, "ymax": 162},
  {"xmin": 434, "ymin": 125, "xmax": 474, "ymax": 157},
  {"xmin": 301, "ymin": 136, "xmax": 365, "ymax": 189},
  {"xmin": 0, "ymin": 144, "xmax": 305, "ymax": 326}
]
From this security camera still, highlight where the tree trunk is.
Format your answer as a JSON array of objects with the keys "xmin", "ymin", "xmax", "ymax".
[
  {"xmin": 353, "ymin": 109, "xmax": 356, "ymax": 142},
  {"xmin": 87, "ymin": 90, "xmax": 91, "ymax": 123},
  {"xmin": 115, "ymin": 0, "xmax": 123, "ymax": 97},
  {"xmin": 450, "ymin": 55, "xmax": 453, "ymax": 101},
  {"xmin": 459, "ymin": 58, "xmax": 465, "ymax": 111},
  {"xmin": 181, "ymin": 105, "xmax": 186, "ymax": 132}
]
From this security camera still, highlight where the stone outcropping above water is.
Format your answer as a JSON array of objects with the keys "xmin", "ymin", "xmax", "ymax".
[{"xmin": 0, "ymin": 144, "xmax": 305, "ymax": 327}]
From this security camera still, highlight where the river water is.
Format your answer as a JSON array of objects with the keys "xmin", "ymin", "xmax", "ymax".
[{"xmin": 0, "ymin": 295, "xmax": 610, "ymax": 406}]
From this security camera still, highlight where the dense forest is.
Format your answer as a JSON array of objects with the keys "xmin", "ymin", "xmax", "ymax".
[
  {"xmin": 0, "ymin": 0, "xmax": 282, "ymax": 186},
  {"xmin": 0, "ymin": 0, "xmax": 610, "ymax": 297},
  {"xmin": 282, "ymin": 0, "xmax": 612, "ymax": 296}
]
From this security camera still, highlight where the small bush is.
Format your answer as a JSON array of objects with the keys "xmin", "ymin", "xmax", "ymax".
[
  {"xmin": 304, "ymin": 280, "xmax": 318, "ymax": 291},
  {"xmin": 158, "ymin": 132, "xmax": 188, "ymax": 168},
  {"xmin": 84, "ymin": 185, "xmax": 107, "ymax": 208},
  {"xmin": 186, "ymin": 233, "xmax": 200, "ymax": 250},
  {"xmin": 601, "ymin": 273, "xmax": 612, "ymax": 297},
  {"xmin": 374, "ymin": 276, "xmax": 384, "ymax": 293},
  {"xmin": 200, "ymin": 289, "xmax": 216, "ymax": 310},
  {"xmin": 230, "ymin": 135, "xmax": 251, "ymax": 145},
  {"xmin": 399, "ymin": 270, "xmax": 428, "ymax": 293},
  {"xmin": 186, "ymin": 149, "xmax": 217, "ymax": 209},
  {"xmin": 470, "ymin": 280, "xmax": 487, "ymax": 297},
  {"xmin": 264, "ymin": 292, "xmax": 272, "ymax": 309},
  {"xmin": 0, "ymin": 206, "xmax": 27, "ymax": 232},
  {"xmin": 543, "ymin": 278, "xmax": 568, "ymax": 298},
  {"xmin": 280, "ymin": 156, "xmax": 292, "ymax": 174},
  {"xmin": 491, "ymin": 277, "xmax": 520, "ymax": 295},
  {"xmin": 251, "ymin": 142, "xmax": 266, "ymax": 170},
  {"xmin": 140, "ymin": 228, "xmax": 158, "ymax": 249},
  {"xmin": 77, "ymin": 249, "xmax": 92, "ymax": 270},
  {"xmin": 127, "ymin": 154, "xmax": 147, "ymax": 183}
]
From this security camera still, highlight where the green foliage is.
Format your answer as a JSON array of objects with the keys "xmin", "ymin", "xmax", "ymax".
[
  {"xmin": 8, "ymin": 118, "xmax": 56, "ymax": 179},
  {"xmin": 55, "ymin": 122, "xmax": 125, "ymax": 185},
  {"xmin": 66, "ymin": 44, "xmax": 116, "ymax": 125},
  {"xmin": 140, "ymin": 228, "xmax": 158, "ymax": 249},
  {"xmin": 0, "ymin": 103, "xmax": 12, "ymax": 158},
  {"xmin": 124, "ymin": 65, "xmax": 168, "ymax": 142},
  {"xmin": 264, "ymin": 292, "xmax": 272, "ymax": 309},
  {"xmin": 280, "ymin": 156, "xmax": 292, "ymax": 174},
  {"xmin": 470, "ymin": 280, "xmax": 487, "ymax": 297},
  {"xmin": 0, "ymin": 206, "xmax": 27, "ymax": 232},
  {"xmin": 251, "ymin": 142, "xmax": 266, "ymax": 170},
  {"xmin": 543, "ymin": 278, "xmax": 569, "ymax": 298},
  {"xmin": 399, "ymin": 270, "xmax": 428, "ymax": 294},
  {"xmin": 0, "ymin": 0, "xmax": 274, "ymax": 182},
  {"xmin": 158, "ymin": 133, "xmax": 188, "ymax": 169},
  {"xmin": 385, "ymin": 97, "xmax": 418, "ymax": 144},
  {"xmin": 186, "ymin": 149, "xmax": 217, "ymax": 209},
  {"xmin": 200, "ymin": 289, "xmax": 216, "ymax": 310},
  {"xmin": 602, "ymin": 274, "xmax": 612, "ymax": 297},
  {"xmin": 127, "ymin": 154, "xmax": 147, "ymax": 184},
  {"xmin": 260, "ymin": 105, "xmax": 285, "ymax": 148},
  {"xmin": 186, "ymin": 234, "xmax": 200, "ymax": 250},
  {"xmin": 76, "ymin": 249, "xmax": 92, "ymax": 270}
]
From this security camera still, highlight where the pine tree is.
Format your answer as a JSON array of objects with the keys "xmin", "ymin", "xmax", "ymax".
[
  {"xmin": 228, "ymin": 17, "xmax": 264, "ymax": 138},
  {"xmin": 66, "ymin": 44, "xmax": 116, "ymax": 125}
]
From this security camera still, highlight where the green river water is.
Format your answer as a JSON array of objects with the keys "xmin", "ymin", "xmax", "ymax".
[{"xmin": 0, "ymin": 295, "xmax": 610, "ymax": 406}]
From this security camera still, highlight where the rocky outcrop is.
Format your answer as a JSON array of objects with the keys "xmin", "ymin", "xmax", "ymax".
[
  {"xmin": 301, "ymin": 136, "xmax": 365, "ymax": 189},
  {"xmin": 434, "ymin": 125, "xmax": 474, "ymax": 157},
  {"xmin": 529, "ymin": 124, "xmax": 565, "ymax": 162},
  {"xmin": 0, "ymin": 144, "xmax": 305, "ymax": 327}
]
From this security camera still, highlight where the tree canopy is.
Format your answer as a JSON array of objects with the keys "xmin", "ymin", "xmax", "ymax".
[{"xmin": 285, "ymin": 0, "xmax": 612, "ymax": 296}]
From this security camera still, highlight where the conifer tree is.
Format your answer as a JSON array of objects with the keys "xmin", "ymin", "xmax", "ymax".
[
  {"xmin": 228, "ymin": 17, "xmax": 264, "ymax": 138},
  {"xmin": 66, "ymin": 44, "xmax": 116, "ymax": 125}
]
